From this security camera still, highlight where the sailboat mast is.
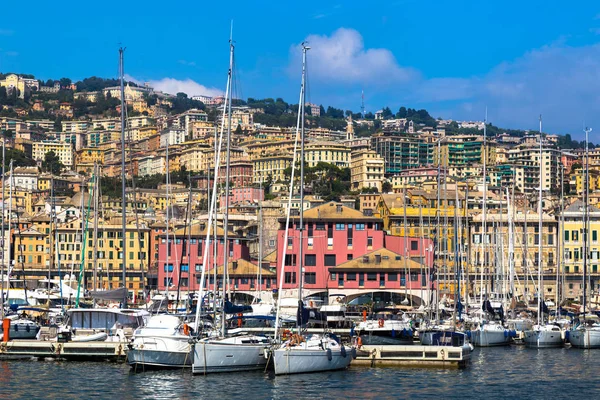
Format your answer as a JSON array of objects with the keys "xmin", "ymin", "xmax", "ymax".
[
  {"xmin": 507, "ymin": 187, "xmax": 515, "ymax": 299},
  {"xmin": 0, "ymin": 136, "xmax": 4, "ymax": 320},
  {"xmin": 220, "ymin": 33, "xmax": 235, "ymax": 337},
  {"xmin": 583, "ymin": 126, "xmax": 591, "ymax": 321},
  {"xmin": 480, "ymin": 109, "xmax": 488, "ymax": 302},
  {"xmin": 119, "ymin": 47, "xmax": 127, "ymax": 308},
  {"xmin": 93, "ymin": 164, "xmax": 99, "ymax": 304},
  {"xmin": 537, "ymin": 116, "xmax": 544, "ymax": 325},
  {"xmin": 297, "ymin": 43, "xmax": 309, "ymax": 327}
]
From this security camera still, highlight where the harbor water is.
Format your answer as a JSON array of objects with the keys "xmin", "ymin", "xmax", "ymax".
[{"xmin": 2, "ymin": 346, "xmax": 599, "ymax": 399}]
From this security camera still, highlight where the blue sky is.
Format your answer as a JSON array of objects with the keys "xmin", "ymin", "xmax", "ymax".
[{"xmin": 1, "ymin": 0, "xmax": 600, "ymax": 137}]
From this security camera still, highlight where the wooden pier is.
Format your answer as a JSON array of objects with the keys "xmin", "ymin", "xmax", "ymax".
[
  {"xmin": 0, "ymin": 340, "xmax": 127, "ymax": 361},
  {"xmin": 353, "ymin": 345, "xmax": 471, "ymax": 368}
]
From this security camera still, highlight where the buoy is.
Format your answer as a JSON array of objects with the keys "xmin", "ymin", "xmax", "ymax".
[
  {"xmin": 326, "ymin": 348, "xmax": 333, "ymax": 361},
  {"xmin": 341, "ymin": 346, "xmax": 347, "ymax": 358}
]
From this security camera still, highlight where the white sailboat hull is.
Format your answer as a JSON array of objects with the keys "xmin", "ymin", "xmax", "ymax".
[
  {"xmin": 127, "ymin": 336, "xmax": 193, "ymax": 368},
  {"xmin": 470, "ymin": 328, "xmax": 511, "ymax": 347},
  {"xmin": 192, "ymin": 338, "xmax": 269, "ymax": 374},
  {"xmin": 524, "ymin": 329, "xmax": 563, "ymax": 348},
  {"xmin": 273, "ymin": 343, "xmax": 353, "ymax": 375},
  {"xmin": 570, "ymin": 328, "xmax": 600, "ymax": 349}
]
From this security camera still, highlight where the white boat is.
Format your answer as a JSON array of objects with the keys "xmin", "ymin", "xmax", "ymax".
[
  {"xmin": 127, "ymin": 314, "xmax": 194, "ymax": 369},
  {"xmin": 570, "ymin": 316, "xmax": 600, "ymax": 349},
  {"xmin": 57, "ymin": 308, "xmax": 147, "ymax": 342},
  {"xmin": 470, "ymin": 322, "xmax": 511, "ymax": 347},
  {"xmin": 356, "ymin": 316, "xmax": 414, "ymax": 346},
  {"xmin": 524, "ymin": 324, "xmax": 563, "ymax": 348},
  {"xmin": 319, "ymin": 295, "xmax": 349, "ymax": 328},
  {"xmin": 273, "ymin": 334, "xmax": 353, "ymax": 375},
  {"xmin": 192, "ymin": 335, "xmax": 270, "ymax": 374},
  {"xmin": 72, "ymin": 332, "xmax": 108, "ymax": 342},
  {"xmin": 0, "ymin": 317, "xmax": 40, "ymax": 339}
]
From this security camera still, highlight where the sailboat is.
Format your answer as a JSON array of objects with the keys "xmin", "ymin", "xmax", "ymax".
[
  {"xmin": 470, "ymin": 113, "xmax": 511, "ymax": 347},
  {"xmin": 524, "ymin": 117, "xmax": 563, "ymax": 348},
  {"xmin": 272, "ymin": 43, "xmax": 353, "ymax": 375},
  {"xmin": 569, "ymin": 127, "xmax": 600, "ymax": 348},
  {"xmin": 190, "ymin": 30, "xmax": 271, "ymax": 375}
]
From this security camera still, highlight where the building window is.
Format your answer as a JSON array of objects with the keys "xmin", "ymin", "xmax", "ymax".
[
  {"xmin": 331, "ymin": 272, "xmax": 336, "ymax": 280},
  {"xmin": 181, "ymin": 264, "xmax": 189, "ymax": 272},
  {"xmin": 284, "ymin": 272, "xmax": 296, "ymax": 284},
  {"xmin": 347, "ymin": 273, "xmax": 356, "ymax": 281},
  {"xmin": 347, "ymin": 254, "xmax": 353, "ymax": 260},
  {"xmin": 367, "ymin": 237, "xmax": 373, "ymax": 247},
  {"xmin": 356, "ymin": 223, "xmax": 365, "ymax": 231},
  {"xmin": 411, "ymin": 240, "xmax": 418, "ymax": 251},
  {"xmin": 335, "ymin": 223, "xmax": 345, "ymax": 230},
  {"xmin": 324, "ymin": 255, "xmax": 336, "ymax": 266},
  {"xmin": 594, "ymin": 231, "xmax": 598, "ymax": 242},
  {"xmin": 304, "ymin": 272, "xmax": 316, "ymax": 284},
  {"xmin": 164, "ymin": 264, "xmax": 174, "ymax": 272},
  {"xmin": 284, "ymin": 254, "xmax": 297, "ymax": 266},
  {"xmin": 564, "ymin": 230, "xmax": 569, "ymax": 242},
  {"xmin": 367, "ymin": 273, "xmax": 377, "ymax": 281},
  {"xmin": 305, "ymin": 254, "xmax": 317, "ymax": 266},
  {"xmin": 388, "ymin": 273, "xmax": 398, "ymax": 281},
  {"xmin": 573, "ymin": 230, "xmax": 579, "ymax": 241}
]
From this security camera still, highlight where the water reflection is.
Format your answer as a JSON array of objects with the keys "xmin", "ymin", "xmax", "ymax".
[{"xmin": 2, "ymin": 347, "xmax": 600, "ymax": 399}]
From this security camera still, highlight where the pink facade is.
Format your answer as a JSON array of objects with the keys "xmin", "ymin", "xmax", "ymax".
[
  {"xmin": 220, "ymin": 187, "xmax": 264, "ymax": 205},
  {"xmin": 218, "ymin": 161, "xmax": 253, "ymax": 188},
  {"xmin": 276, "ymin": 214, "xmax": 385, "ymax": 291},
  {"xmin": 384, "ymin": 236, "xmax": 434, "ymax": 267},
  {"xmin": 157, "ymin": 234, "xmax": 250, "ymax": 291}
]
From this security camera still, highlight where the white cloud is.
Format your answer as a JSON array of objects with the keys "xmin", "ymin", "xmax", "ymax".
[
  {"xmin": 414, "ymin": 42, "xmax": 600, "ymax": 132},
  {"xmin": 289, "ymin": 28, "xmax": 417, "ymax": 85},
  {"xmin": 178, "ymin": 59, "xmax": 196, "ymax": 67},
  {"xmin": 125, "ymin": 74, "xmax": 223, "ymax": 97}
]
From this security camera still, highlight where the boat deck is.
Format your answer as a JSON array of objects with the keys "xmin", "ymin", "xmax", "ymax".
[
  {"xmin": 353, "ymin": 345, "xmax": 471, "ymax": 368},
  {"xmin": 0, "ymin": 340, "xmax": 127, "ymax": 361}
]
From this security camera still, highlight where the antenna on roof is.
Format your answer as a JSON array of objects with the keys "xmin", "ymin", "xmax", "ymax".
[{"xmin": 361, "ymin": 90, "xmax": 365, "ymax": 119}]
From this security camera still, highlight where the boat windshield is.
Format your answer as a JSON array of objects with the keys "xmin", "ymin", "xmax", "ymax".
[{"xmin": 68, "ymin": 311, "xmax": 143, "ymax": 330}]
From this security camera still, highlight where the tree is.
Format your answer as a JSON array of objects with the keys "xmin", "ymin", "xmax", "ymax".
[
  {"xmin": 381, "ymin": 107, "xmax": 393, "ymax": 119},
  {"xmin": 59, "ymin": 77, "xmax": 72, "ymax": 88},
  {"xmin": 42, "ymin": 151, "xmax": 65, "ymax": 174},
  {"xmin": 382, "ymin": 181, "xmax": 392, "ymax": 193},
  {"xmin": 396, "ymin": 106, "xmax": 407, "ymax": 118}
]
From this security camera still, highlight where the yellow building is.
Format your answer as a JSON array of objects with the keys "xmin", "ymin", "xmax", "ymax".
[
  {"xmin": 570, "ymin": 167, "xmax": 600, "ymax": 196},
  {"xmin": 0, "ymin": 74, "xmax": 38, "ymax": 98},
  {"xmin": 32, "ymin": 141, "xmax": 74, "ymax": 167},
  {"xmin": 13, "ymin": 226, "xmax": 49, "ymax": 282},
  {"xmin": 191, "ymin": 121, "xmax": 215, "ymax": 140},
  {"xmin": 350, "ymin": 149, "xmax": 384, "ymax": 192},
  {"xmin": 75, "ymin": 148, "xmax": 106, "ymax": 175},
  {"xmin": 304, "ymin": 141, "xmax": 350, "ymax": 168},
  {"xmin": 253, "ymin": 154, "xmax": 293, "ymax": 184},
  {"xmin": 245, "ymin": 139, "xmax": 295, "ymax": 160},
  {"xmin": 54, "ymin": 218, "xmax": 150, "ymax": 293},
  {"xmin": 561, "ymin": 200, "xmax": 600, "ymax": 300}
]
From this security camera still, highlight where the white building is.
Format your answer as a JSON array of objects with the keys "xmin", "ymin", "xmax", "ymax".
[{"xmin": 160, "ymin": 128, "xmax": 186, "ymax": 147}]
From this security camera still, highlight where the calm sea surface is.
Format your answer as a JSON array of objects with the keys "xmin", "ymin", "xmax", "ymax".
[{"xmin": 1, "ymin": 346, "xmax": 599, "ymax": 399}]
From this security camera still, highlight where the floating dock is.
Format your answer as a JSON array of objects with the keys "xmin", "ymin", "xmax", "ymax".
[
  {"xmin": 0, "ymin": 340, "xmax": 127, "ymax": 361},
  {"xmin": 353, "ymin": 345, "xmax": 471, "ymax": 368}
]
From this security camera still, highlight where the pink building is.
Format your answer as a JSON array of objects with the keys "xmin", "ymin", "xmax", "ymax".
[
  {"xmin": 218, "ymin": 160, "xmax": 253, "ymax": 188},
  {"xmin": 276, "ymin": 202, "xmax": 433, "ymax": 298},
  {"xmin": 157, "ymin": 222, "xmax": 252, "ymax": 291},
  {"xmin": 219, "ymin": 187, "xmax": 264, "ymax": 206},
  {"xmin": 277, "ymin": 202, "xmax": 385, "ymax": 291}
]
